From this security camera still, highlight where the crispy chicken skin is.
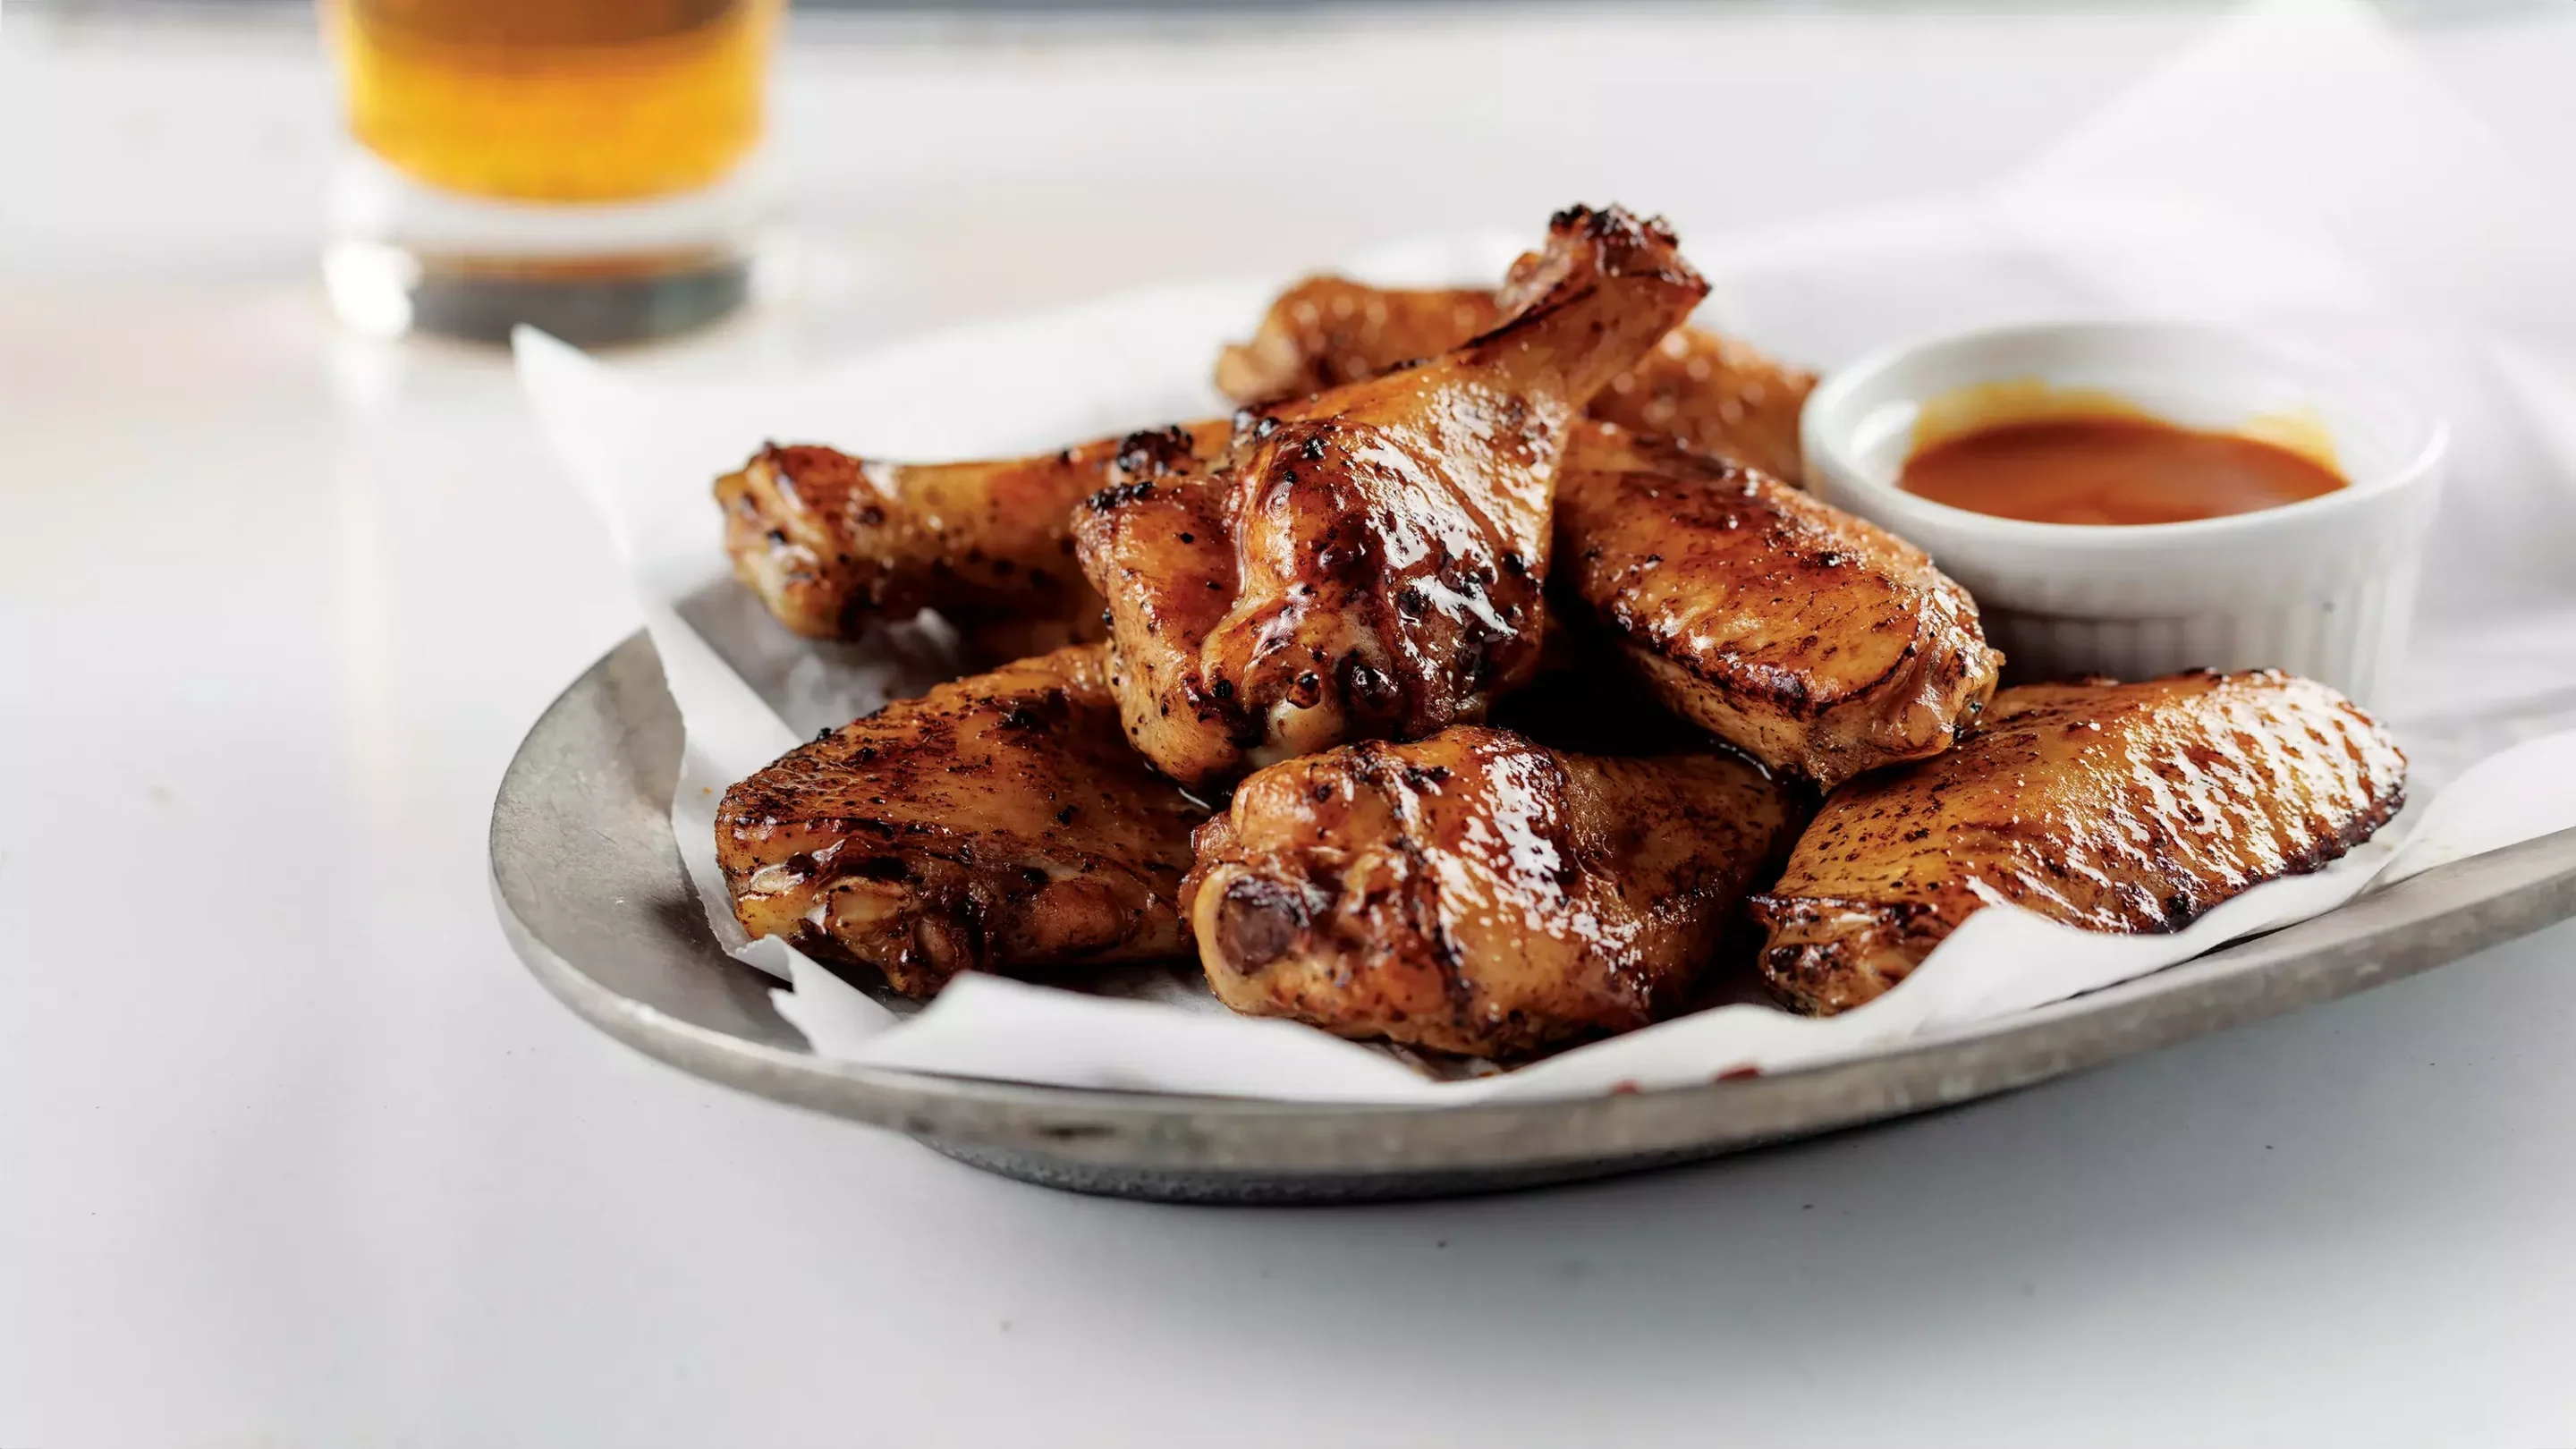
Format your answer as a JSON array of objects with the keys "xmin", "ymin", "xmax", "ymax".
[
  {"xmin": 715, "ymin": 645, "xmax": 1208, "ymax": 999},
  {"xmin": 1078, "ymin": 205, "xmax": 1710, "ymax": 791},
  {"xmin": 1217, "ymin": 280, "xmax": 1813, "ymax": 483},
  {"xmin": 716, "ymin": 423, "xmax": 1230, "ymax": 646},
  {"xmin": 1552, "ymin": 422, "xmax": 2001, "ymax": 789},
  {"xmin": 1752, "ymin": 670, "xmax": 2408, "ymax": 1015},
  {"xmin": 1185, "ymin": 726, "xmax": 1797, "ymax": 1056}
]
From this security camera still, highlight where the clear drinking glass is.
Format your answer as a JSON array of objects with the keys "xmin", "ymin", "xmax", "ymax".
[{"xmin": 321, "ymin": 0, "xmax": 783, "ymax": 345}]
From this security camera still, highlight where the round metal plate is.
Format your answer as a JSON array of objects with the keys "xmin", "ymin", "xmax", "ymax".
[{"xmin": 489, "ymin": 632, "xmax": 2576, "ymax": 1203}]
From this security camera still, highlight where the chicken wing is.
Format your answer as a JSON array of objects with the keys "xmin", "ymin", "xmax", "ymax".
[
  {"xmin": 717, "ymin": 422, "xmax": 1230, "ymax": 648},
  {"xmin": 1185, "ymin": 725, "xmax": 1795, "ymax": 1057},
  {"xmin": 1752, "ymin": 670, "xmax": 2407, "ymax": 1015},
  {"xmin": 1552, "ymin": 422, "xmax": 2001, "ymax": 788},
  {"xmin": 1217, "ymin": 279, "xmax": 1812, "ymax": 483},
  {"xmin": 1078, "ymin": 204, "xmax": 1710, "ymax": 790},
  {"xmin": 715, "ymin": 645, "xmax": 1208, "ymax": 999}
]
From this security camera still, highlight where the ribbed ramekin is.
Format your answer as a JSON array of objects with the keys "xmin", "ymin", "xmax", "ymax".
[{"xmin": 1800, "ymin": 321, "xmax": 2447, "ymax": 707}]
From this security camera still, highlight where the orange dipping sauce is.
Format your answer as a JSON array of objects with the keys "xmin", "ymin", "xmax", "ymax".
[{"xmin": 1900, "ymin": 415, "xmax": 2347, "ymax": 526}]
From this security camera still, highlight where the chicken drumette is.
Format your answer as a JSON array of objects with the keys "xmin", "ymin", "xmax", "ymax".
[
  {"xmin": 1075, "ymin": 204, "xmax": 1709, "ymax": 790},
  {"xmin": 717, "ymin": 422, "xmax": 1230, "ymax": 650},
  {"xmin": 1185, "ymin": 725, "xmax": 1796, "ymax": 1057}
]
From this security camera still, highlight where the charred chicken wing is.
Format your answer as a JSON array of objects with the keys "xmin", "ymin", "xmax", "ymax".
[
  {"xmin": 718, "ymin": 422, "xmax": 1230, "ymax": 646},
  {"xmin": 1552, "ymin": 422, "xmax": 2001, "ymax": 788},
  {"xmin": 1078, "ymin": 204, "xmax": 1710, "ymax": 790},
  {"xmin": 715, "ymin": 645, "xmax": 1208, "ymax": 999},
  {"xmin": 1218, "ymin": 280, "xmax": 1813, "ymax": 482},
  {"xmin": 1185, "ymin": 726, "xmax": 1796, "ymax": 1057},
  {"xmin": 1752, "ymin": 670, "xmax": 2407, "ymax": 1015}
]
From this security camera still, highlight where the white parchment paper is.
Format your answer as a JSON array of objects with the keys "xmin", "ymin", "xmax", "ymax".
[{"xmin": 519, "ymin": 0, "xmax": 2576, "ymax": 1103}]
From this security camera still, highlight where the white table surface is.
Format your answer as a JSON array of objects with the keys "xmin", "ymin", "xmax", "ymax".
[{"xmin": 7, "ymin": 6, "xmax": 2576, "ymax": 1446}]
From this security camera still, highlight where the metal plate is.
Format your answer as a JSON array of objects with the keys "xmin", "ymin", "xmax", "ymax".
[{"xmin": 490, "ymin": 632, "xmax": 2576, "ymax": 1203}]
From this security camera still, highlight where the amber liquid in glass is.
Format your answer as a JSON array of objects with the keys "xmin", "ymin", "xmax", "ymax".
[{"xmin": 326, "ymin": 0, "xmax": 777, "ymax": 204}]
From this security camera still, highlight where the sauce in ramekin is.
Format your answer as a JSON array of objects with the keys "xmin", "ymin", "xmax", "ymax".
[{"xmin": 1901, "ymin": 413, "xmax": 2347, "ymax": 527}]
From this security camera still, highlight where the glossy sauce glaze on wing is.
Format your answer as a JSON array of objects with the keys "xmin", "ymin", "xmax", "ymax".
[
  {"xmin": 716, "ymin": 422, "xmax": 1230, "ymax": 645},
  {"xmin": 715, "ymin": 645, "xmax": 1208, "ymax": 999},
  {"xmin": 1751, "ymin": 670, "xmax": 2407, "ymax": 1015},
  {"xmin": 1217, "ymin": 279, "xmax": 1813, "ymax": 483},
  {"xmin": 1184, "ymin": 726, "xmax": 1797, "ymax": 1057},
  {"xmin": 1552, "ymin": 421, "xmax": 2001, "ymax": 788},
  {"xmin": 1077, "ymin": 204, "xmax": 1710, "ymax": 791}
]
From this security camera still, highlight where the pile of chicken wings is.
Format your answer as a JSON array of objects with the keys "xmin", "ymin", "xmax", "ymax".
[{"xmin": 710, "ymin": 206, "xmax": 2406, "ymax": 1060}]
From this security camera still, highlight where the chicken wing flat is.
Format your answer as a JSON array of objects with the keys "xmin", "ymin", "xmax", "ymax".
[
  {"xmin": 1552, "ymin": 422, "xmax": 2001, "ymax": 789},
  {"xmin": 1078, "ymin": 204, "xmax": 1709, "ymax": 791},
  {"xmin": 717, "ymin": 422, "xmax": 1230, "ymax": 646},
  {"xmin": 1752, "ymin": 670, "xmax": 2407, "ymax": 1015},
  {"xmin": 1185, "ymin": 726, "xmax": 1796, "ymax": 1057},
  {"xmin": 1217, "ymin": 280, "xmax": 1812, "ymax": 483},
  {"xmin": 715, "ymin": 645, "xmax": 1208, "ymax": 999}
]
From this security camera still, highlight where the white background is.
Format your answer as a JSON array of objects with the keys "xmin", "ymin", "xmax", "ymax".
[{"xmin": 6, "ymin": 5, "xmax": 2576, "ymax": 1445}]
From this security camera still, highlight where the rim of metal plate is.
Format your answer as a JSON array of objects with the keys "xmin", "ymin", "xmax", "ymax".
[{"xmin": 490, "ymin": 631, "xmax": 2576, "ymax": 1196}]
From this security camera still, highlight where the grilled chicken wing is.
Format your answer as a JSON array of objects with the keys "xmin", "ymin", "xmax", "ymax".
[
  {"xmin": 1217, "ymin": 280, "xmax": 1813, "ymax": 483},
  {"xmin": 1184, "ymin": 726, "xmax": 1796, "ymax": 1057},
  {"xmin": 715, "ymin": 645, "xmax": 1208, "ymax": 999},
  {"xmin": 1078, "ymin": 204, "xmax": 1709, "ymax": 791},
  {"xmin": 717, "ymin": 423, "xmax": 1230, "ymax": 648},
  {"xmin": 1553, "ymin": 422, "xmax": 2001, "ymax": 788},
  {"xmin": 1752, "ymin": 670, "xmax": 2407, "ymax": 1015}
]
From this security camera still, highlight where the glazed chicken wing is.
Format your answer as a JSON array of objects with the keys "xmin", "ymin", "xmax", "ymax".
[
  {"xmin": 1078, "ymin": 205, "xmax": 1709, "ymax": 790},
  {"xmin": 715, "ymin": 645, "xmax": 1208, "ymax": 999},
  {"xmin": 718, "ymin": 422, "xmax": 1230, "ymax": 648},
  {"xmin": 1752, "ymin": 670, "xmax": 2407, "ymax": 1015},
  {"xmin": 1186, "ymin": 726, "xmax": 1796, "ymax": 1056},
  {"xmin": 1217, "ymin": 279, "xmax": 1813, "ymax": 483},
  {"xmin": 1553, "ymin": 422, "xmax": 2001, "ymax": 788}
]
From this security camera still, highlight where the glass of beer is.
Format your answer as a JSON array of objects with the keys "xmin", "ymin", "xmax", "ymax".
[{"xmin": 321, "ymin": 0, "xmax": 784, "ymax": 345}]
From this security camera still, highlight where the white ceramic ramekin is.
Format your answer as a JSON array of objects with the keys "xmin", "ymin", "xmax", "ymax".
[{"xmin": 1800, "ymin": 321, "xmax": 2448, "ymax": 707}]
